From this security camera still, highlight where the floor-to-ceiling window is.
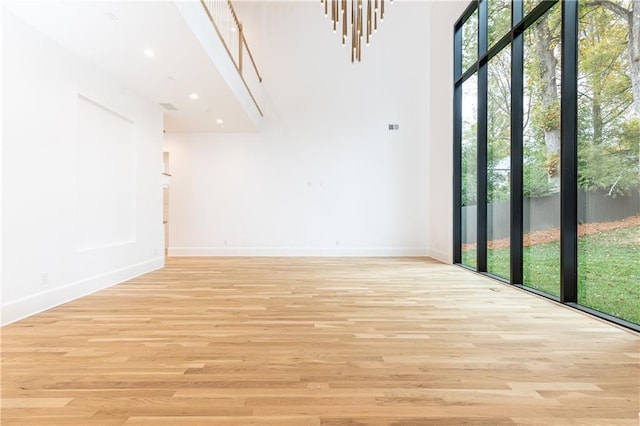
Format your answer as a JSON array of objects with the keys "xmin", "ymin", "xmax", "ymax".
[
  {"xmin": 486, "ymin": 45, "xmax": 511, "ymax": 279},
  {"xmin": 461, "ymin": 74, "xmax": 479, "ymax": 268},
  {"xmin": 461, "ymin": 9, "xmax": 479, "ymax": 268},
  {"xmin": 521, "ymin": 2, "xmax": 562, "ymax": 297},
  {"xmin": 454, "ymin": 0, "xmax": 639, "ymax": 330},
  {"xmin": 576, "ymin": 0, "xmax": 640, "ymax": 325}
]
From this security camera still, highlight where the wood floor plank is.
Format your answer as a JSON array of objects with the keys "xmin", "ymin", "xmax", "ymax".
[
  {"xmin": 2, "ymin": 257, "xmax": 638, "ymax": 425},
  {"xmin": 124, "ymin": 416, "xmax": 322, "ymax": 426}
]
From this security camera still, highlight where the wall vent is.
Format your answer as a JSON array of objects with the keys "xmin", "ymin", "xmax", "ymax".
[{"xmin": 160, "ymin": 102, "xmax": 179, "ymax": 111}]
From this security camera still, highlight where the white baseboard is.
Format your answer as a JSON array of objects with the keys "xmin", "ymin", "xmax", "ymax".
[
  {"xmin": 1, "ymin": 257, "xmax": 164, "ymax": 326},
  {"xmin": 427, "ymin": 247, "xmax": 452, "ymax": 264},
  {"xmin": 168, "ymin": 247, "xmax": 429, "ymax": 257}
]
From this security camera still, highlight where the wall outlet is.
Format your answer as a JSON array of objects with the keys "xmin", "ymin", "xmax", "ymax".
[
  {"xmin": 224, "ymin": 240, "xmax": 228, "ymax": 246},
  {"xmin": 40, "ymin": 273, "xmax": 49, "ymax": 287}
]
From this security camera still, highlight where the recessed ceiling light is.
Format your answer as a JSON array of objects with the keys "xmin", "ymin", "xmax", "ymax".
[
  {"xmin": 216, "ymin": 118, "xmax": 224, "ymax": 124},
  {"xmin": 190, "ymin": 93, "xmax": 199, "ymax": 100},
  {"xmin": 144, "ymin": 48, "xmax": 155, "ymax": 57}
]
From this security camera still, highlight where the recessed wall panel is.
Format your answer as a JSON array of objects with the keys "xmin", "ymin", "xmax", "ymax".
[{"xmin": 77, "ymin": 95, "xmax": 136, "ymax": 250}]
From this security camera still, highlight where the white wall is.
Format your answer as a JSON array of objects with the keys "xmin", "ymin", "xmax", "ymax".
[
  {"xmin": 1, "ymin": 11, "xmax": 165, "ymax": 325},
  {"xmin": 426, "ymin": 1, "xmax": 469, "ymax": 263},
  {"xmin": 165, "ymin": 1, "xmax": 431, "ymax": 257}
]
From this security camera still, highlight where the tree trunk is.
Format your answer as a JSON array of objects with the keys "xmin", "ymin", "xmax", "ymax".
[
  {"xmin": 631, "ymin": 1, "xmax": 640, "ymax": 116},
  {"xmin": 593, "ymin": 89, "xmax": 603, "ymax": 144},
  {"xmin": 534, "ymin": 14, "xmax": 561, "ymax": 189}
]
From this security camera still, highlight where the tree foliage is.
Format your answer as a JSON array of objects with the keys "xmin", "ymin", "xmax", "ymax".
[
  {"xmin": 462, "ymin": 0, "xmax": 639, "ymax": 206},
  {"xmin": 577, "ymin": 0, "xmax": 639, "ymax": 195}
]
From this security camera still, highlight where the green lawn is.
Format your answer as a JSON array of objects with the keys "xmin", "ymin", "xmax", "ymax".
[{"xmin": 462, "ymin": 226, "xmax": 640, "ymax": 325}]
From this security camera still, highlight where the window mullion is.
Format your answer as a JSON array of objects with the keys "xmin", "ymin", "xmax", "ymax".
[
  {"xmin": 477, "ymin": 0, "xmax": 489, "ymax": 272},
  {"xmin": 560, "ymin": 0, "xmax": 578, "ymax": 303},
  {"xmin": 453, "ymin": 25, "xmax": 463, "ymax": 264},
  {"xmin": 510, "ymin": 0, "xmax": 524, "ymax": 284}
]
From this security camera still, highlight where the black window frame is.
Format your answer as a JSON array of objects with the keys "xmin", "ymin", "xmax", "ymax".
[{"xmin": 452, "ymin": 0, "xmax": 640, "ymax": 332}]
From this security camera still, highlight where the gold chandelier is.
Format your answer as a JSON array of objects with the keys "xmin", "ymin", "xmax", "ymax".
[{"xmin": 320, "ymin": 0, "xmax": 392, "ymax": 62}]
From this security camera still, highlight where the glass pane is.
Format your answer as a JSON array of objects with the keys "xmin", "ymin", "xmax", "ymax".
[
  {"xmin": 577, "ymin": 0, "xmax": 640, "ymax": 325},
  {"xmin": 488, "ymin": 0, "xmax": 511, "ymax": 48},
  {"xmin": 524, "ymin": 0, "xmax": 544, "ymax": 16},
  {"xmin": 522, "ymin": 4, "xmax": 561, "ymax": 296},
  {"xmin": 462, "ymin": 74, "xmax": 479, "ymax": 269},
  {"xmin": 487, "ymin": 47, "xmax": 511, "ymax": 279},
  {"xmin": 462, "ymin": 9, "xmax": 478, "ymax": 72}
]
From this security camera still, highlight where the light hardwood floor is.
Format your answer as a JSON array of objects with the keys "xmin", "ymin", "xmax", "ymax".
[{"xmin": 2, "ymin": 257, "xmax": 639, "ymax": 425}]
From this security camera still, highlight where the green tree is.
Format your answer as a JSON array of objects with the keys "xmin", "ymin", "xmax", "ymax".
[
  {"xmin": 584, "ymin": 1, "xmax": 639, "ymax": 115},
  {"xmin": 462, "ymin": 10, "xmax": 478, "ymax": 72},
  {"xmin": 462, "ymin": 122, "xmax": 478, "ymax": 206},
  {"xmin": 531, "ymin": 6, "xmax": 562, "ymax": 190},
  {"xmin": 522, "ymin": 4, "xmax": 562, "ymax": 196},
  {"xmin": 488, "ymin": 0, "xmax": 512, "ymax": 47},
  {"xmin": 488, "ymin": 48, "xmax": 512, "ymax": 203},
  {"xmin": 578, "ymin": 0, "xmax": 640, "ymax": 195}
]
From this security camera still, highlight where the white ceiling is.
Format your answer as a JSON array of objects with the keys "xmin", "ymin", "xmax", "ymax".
[{"xmin": 5, "ymin": 0, "xmax": 259, "ymax": 133}]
